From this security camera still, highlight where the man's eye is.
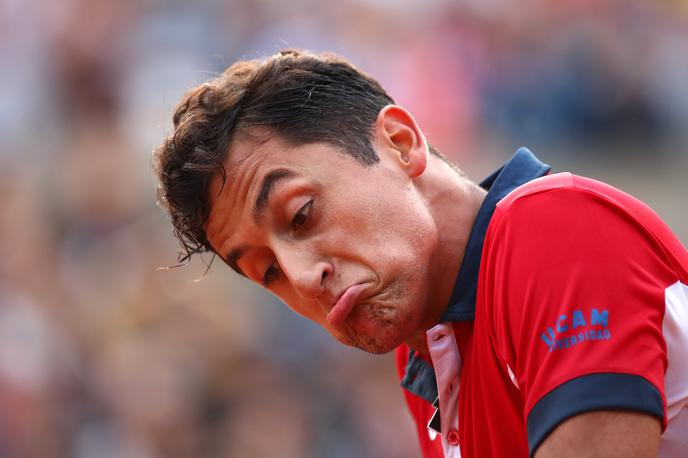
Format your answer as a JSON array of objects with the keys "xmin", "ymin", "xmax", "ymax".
[
  {"xmin": 291, "ymin": 199, "xmax": 313, "ymax": 230},
  {"xmin": 263, "ymin": 262, "xmax": 279, "ymax": 286}
]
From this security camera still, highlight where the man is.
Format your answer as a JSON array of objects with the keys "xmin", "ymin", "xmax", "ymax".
[{"xmin": 154, "ymin": 50, "xmax": 688, "ymax": 457}]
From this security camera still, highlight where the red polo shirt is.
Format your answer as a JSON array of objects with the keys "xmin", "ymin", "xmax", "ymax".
[{"xmin": 396, "ymin": 149, "xmax": 688, "ymax": 457}]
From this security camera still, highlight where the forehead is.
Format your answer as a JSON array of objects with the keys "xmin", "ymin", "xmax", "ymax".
[
  {"xmin": 205, "ymin": 134, "xmax": 278, "ymax": 242},
  {"xmin": 208, "ymin": 131, "xmax": 333, "ymax": 198},
  {"xmin": 204, "ymin": 133, "xmax": 359, "ymax": 253},
  {"xmin": 207, "ymin": 133, "xmax": 320, "ymax": 212}
]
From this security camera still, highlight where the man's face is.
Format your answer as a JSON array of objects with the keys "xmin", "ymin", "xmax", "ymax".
[{"xmin": 205, "ymin": 132, "xmax": 440, "ymax": 354}]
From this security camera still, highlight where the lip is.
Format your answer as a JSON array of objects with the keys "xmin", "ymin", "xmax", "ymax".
[{"xmin": 326, "ymin": 283, "xmax": 368, "ymax": 327}]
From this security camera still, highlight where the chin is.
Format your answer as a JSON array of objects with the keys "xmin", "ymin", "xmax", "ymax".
[
  {"xmin": 331, "ymin": 321, "xmax": 408, "ymax": 355},
  {"xmin": 329, "ymin": 296, "xmax": 420, "ymax": 354},
  {"xmin": 355, "ymin": 339, "xmax": 402, "ymax": 355}
]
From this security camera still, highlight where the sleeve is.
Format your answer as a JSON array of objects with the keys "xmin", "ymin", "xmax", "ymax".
[{"xmin": 482, "ymin": 180, "xmax": 675, "ymax": 455}]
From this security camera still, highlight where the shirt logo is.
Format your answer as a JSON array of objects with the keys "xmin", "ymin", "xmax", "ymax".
[{"xmin": 540, "ymin": 308, "xmax": 610, "ymax": 352}]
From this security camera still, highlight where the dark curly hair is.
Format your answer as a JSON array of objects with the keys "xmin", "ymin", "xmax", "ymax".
[{"xmin": 154, "ymin": 49, "xmax": 437, "ymax": 263}]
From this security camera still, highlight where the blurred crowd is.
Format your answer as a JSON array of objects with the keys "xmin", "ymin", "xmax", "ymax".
[{"xmin": 1, "ymin": 0, "xmax": 687, "ymax": 457}]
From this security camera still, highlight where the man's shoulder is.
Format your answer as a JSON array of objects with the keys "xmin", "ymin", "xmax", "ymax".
[
  {"xmin": 497, "ymin": 172, "xmax": 632, "ymax": 212},
  {"xmin": 484, "ymin": 170, "xmax": 688, "ymax": 277},
  {"xmin": 492, "ymin": 171, "xmax": 668, "ymax": 235}
]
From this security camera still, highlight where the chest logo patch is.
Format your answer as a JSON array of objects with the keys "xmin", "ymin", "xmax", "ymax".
[{"xmin": 540, "ymin": 309, "xmax": 610, "ymax": 352}]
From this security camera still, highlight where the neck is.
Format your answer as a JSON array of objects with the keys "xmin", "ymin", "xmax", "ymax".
[{"xmin": 404, "ymin": 155, "xmax": 486, "ymax": 356}]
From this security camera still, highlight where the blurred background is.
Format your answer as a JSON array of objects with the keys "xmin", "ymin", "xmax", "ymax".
[{"xmin": 1, "ymin": 0, "xmax": 687, "ymax": 456}]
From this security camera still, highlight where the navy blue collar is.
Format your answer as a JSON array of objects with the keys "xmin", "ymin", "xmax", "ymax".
[
  {"xmin": 400, "ymin": 148, "xmax": 550, "ymax": 403},
  {"xmin": 441, "ymin": 147, "xmax": 551, "ymax": 321}
]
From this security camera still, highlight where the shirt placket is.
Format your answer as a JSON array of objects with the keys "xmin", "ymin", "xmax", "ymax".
[{"xmin": 426, "ymin": 322, "xmax": 462, "ymax": 458}]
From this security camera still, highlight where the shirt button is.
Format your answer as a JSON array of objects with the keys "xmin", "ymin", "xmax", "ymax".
[{"xmin": 446, "ymin": 430, "xmax": 460, "ymax": 446}]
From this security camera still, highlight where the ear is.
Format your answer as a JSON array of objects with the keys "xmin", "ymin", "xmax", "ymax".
[{"xmin": 374, "ymin": 105, "xmax": 428, "ymax": 178}]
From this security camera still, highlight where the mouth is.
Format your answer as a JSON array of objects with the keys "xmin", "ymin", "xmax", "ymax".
[{"xmin": 326, "ymin": 283, "xmax": 368, "ymax": 327}]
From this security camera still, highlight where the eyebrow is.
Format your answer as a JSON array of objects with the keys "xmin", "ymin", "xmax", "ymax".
[
  {"xmin": 226, "ymin": 246, "xmax": 247, "ymax": 277},
  {"xmin": 252, "ymin": 168, "xmax": 294, "ymax": 221},
  {"xmin": 223, "ymin": 168, "xmax": 295, "ymax": 276}
]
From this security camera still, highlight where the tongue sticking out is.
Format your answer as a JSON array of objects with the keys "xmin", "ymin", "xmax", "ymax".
[{"xmin": 327, "ymin": 283, "xmax": 367, "ymax": 327}]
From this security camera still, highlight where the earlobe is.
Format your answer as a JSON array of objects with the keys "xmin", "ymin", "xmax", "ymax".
[{"xmin": 375, "ymin": 105, "xmax": 428, "ymax": 178}]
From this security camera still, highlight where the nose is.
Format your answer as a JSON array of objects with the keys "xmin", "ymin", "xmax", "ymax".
[{"xmin": 274, "ymin": 243, "xmax": 332, "ymax": 299}]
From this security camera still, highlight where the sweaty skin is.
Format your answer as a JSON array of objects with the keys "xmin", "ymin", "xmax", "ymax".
[{"xmin": 205, "ymin": 105, "xmax": 485, "ymax": 354}]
